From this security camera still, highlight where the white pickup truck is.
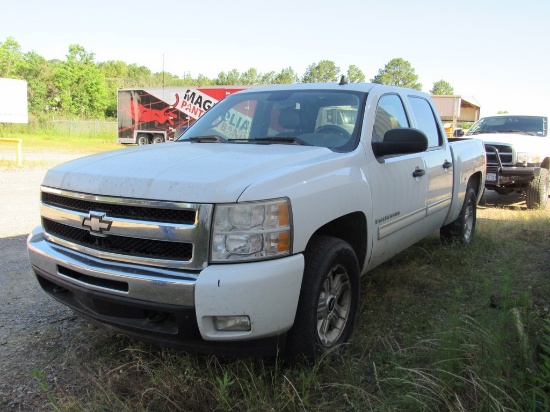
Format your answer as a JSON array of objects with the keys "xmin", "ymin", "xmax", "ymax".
[
  {"xmin": 463, "ymin": 114, "xmax": 549, "ymax": 209},
  {"xmin": 27, "ymin": 81, "xmax": 486, "ymax": 358}
]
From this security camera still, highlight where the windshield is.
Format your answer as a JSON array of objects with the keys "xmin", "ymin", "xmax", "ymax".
[
  {"xmin": 177, "ymin": 89, "xmax": 365, "ymax": 152},
  {"xmin": 466, "ymin": 115, "xmax": 547, "ymax": 137}
]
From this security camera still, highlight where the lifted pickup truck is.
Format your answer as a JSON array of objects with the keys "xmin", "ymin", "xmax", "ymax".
[
  {"xmin": 27, "ymin": 81, "xmax": 486, "ymax": 358},
  {"xmin": 465, "ymin": 114, "xmax": 549, "ymax": 209}
]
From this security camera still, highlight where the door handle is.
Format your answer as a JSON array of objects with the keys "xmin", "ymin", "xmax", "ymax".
[
  {"xmin": 442, "ymin": 161, "xmax": 452, "ymax": 169},
  {"xmin": 412, "ymin": 169, "xmax": 425, "ymax": 178}
]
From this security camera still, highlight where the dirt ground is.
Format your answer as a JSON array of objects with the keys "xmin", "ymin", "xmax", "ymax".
[
  {"xmin": 0, "ymin": 156, "xmax": 95, "ymax": 411},
  {"xmin": 0, "ymin": 151, "xmax": 547, "ymax": 410}
]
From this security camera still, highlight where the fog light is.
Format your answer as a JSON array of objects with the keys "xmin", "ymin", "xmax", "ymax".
[{"xmin": 213, "ymin": 315, "xmax": 251, "ymax": 331}]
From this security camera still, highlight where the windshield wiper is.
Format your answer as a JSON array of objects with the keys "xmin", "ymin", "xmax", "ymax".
[
  {"xmin": 470, "ymin": 130, "xmax": 498, "ymax": 135},
  {"xmin": 249, "ymin": 137, "xmax": 309, "ymax": 146},
  {"xmin": 185, "ymin": 135, "xmax": 228, "ymax": 143},
  {"xmin": 502, "ymin": 130, "xmax": 538, "ymax": 136}
]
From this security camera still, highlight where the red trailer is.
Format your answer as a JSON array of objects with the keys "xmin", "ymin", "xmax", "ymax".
[{"xmin": 117, "ymin": 86, "xmax": 246, "ymax": 145}]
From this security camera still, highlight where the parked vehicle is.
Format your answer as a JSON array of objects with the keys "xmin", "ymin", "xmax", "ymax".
[
  {"xmin": 117, "ymin": 86, "xmax": 246, "ymax": 145},
  {"xmin": 465, "ymin": 114, "xmax": 549, "ymax": 209},
  {"xmin": 28, "ymin": 81, "xmax": 486, "ymax": 358}
]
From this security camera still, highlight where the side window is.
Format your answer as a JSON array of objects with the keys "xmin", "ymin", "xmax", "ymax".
[
  {"xmin": 372, "ymin": 94, "xmax": 409, "ymax": 143},
  {"xmin": 407, "ymin": 96, "xmax": 442, "ymax": 148}
]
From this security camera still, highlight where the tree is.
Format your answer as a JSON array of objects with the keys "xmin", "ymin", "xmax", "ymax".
[
  {"xmin": 302, "ymin": 60, "xmax": 340, "ymax": 83},
  {"xmin": 216, "ymin": 69, "xmax": 240, "ymax": 85},
  {"xmin": 371, "ymin": 58, "xmax": 421, "ymax": 90},
  {"xmin": 430, "ymin": 79, "xmax": 454, "ymax": 95},
  {"xmin": 347, "ymin": 65, "xmax": 365, "ymax": 83},
  {"xmin": 19, "ymin": 51, "xmax": 56, "ymax": 116},
  {"xmin": 273, "ymin": 67, "xmax": 299, "ymax": 84},
  {"xmin": 0, "ymin": 37, "xmax": 24, "ymax": 78},
  {"xmin": 239, "ymin": 68, "xmax": 261, "ymax": 85},
  {"xmin": 52, "ymin": 44, "xmax": 108, "ymax": 117}
]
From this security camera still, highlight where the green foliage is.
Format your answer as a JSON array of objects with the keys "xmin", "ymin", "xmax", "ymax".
[
  {"xmin": 347, "ymin": 64, "xmax": 365, "ymax": 83},
  {"xmin": 50, "ymin": 45, "xmax": 109, "ymax": 118},
  {"xmin": 302, "ymin": 60, "xmax": 340, "ymax": 83},
  {"xmin": 1, "ymin": 37, "xmax": 464, "ymax": 120},
  {"xmin": 430, "ymin": 79, "xmax": 454, "ymax": 95},
  {"xmin": 0, "ymin": 37, "xmax": 24, "ymax": 78},
  {"xmin": 371, "ymin": 57, "xmax": 422, "ymax": 90},
  {"xmin": 273, "ymin": 67, "xmax": 299, "ymax": 84}
]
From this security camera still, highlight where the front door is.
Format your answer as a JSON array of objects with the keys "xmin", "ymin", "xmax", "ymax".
[{"xmin": 367, "ymin": 93, "xmax": 429, "ymax": 269}]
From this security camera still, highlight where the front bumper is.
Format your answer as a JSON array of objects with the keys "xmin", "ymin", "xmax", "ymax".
[
  {"xmin": 485, "ymin": 165, "xmax": 539, "ymax": 188},
  {"xmin": 27, "ymin": 227, "xmax": 304, "ymax": 355}
]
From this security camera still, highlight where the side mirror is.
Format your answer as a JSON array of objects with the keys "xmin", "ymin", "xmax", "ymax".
[
  {"xmin": 453, "ymin": 129, "xmax": 464, "ymax": 137},
  {"xmin": 372, "ymin": 128, "xmax": 428, "ymax": 157}
]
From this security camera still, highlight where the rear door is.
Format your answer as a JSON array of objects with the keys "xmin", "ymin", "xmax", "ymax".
[{"xmin": 407, "ymin": 96, "xmax": 453, "ymax": 231}]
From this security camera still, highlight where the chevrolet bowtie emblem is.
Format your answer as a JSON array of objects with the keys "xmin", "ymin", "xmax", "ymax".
[{"xmin": 82, "ymin": 212, "xmax": 112, "ymax": 236}]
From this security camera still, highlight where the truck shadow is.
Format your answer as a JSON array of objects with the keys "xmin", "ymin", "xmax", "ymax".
[{"xmin": 480, "ymin": 189, "xmax": 530, "ymax": 210}]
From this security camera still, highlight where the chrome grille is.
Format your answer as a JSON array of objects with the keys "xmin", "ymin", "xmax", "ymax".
[
  {"xmin": 42, "ymin": 192, "xmax": 196, "ymax": 224},
  {"xmin": 43, "ymin": 219, "xmax": 193, "ymax": 260},
  {"xmin": 484, "ymin": 144, "xmax": 513, "ymax": 166},
  {"xmin": 40, "ymin": 186, "xmax": 212, "ymax": 270}
]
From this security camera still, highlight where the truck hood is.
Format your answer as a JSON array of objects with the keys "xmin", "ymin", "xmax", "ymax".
[
  {"xmin": 43, "ymin": 142, "xmax": 339, "ymax": 203},
  {"xmin": 470, "ymin": 133, "xmax": 550, "ymax": 153}
]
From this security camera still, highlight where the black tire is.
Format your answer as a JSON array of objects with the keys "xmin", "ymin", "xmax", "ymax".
[
  {"xmin": 479, "ymin": 188, "xmax": 487, "ymax": 206},
  {"xmin": 440, "ymin": 187, "xmax": 477, "ymax": 245},
  {"xmin": 286, "ymin": 235, "xmax": 360, "ymax": 359},
  {"xmin": 526, "ymin": 168, "xmax": 549, "ymax": 210},
  {"xmin": 137, "ymin": 134, "xmax": 150, "ymax": 146},
  {"xmin": 152, "ymin": 135, "xmax": 165, "ymax": 144}
]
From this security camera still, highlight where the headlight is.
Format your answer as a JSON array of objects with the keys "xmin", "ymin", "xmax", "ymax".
[
  {"xmin": 517, "ymin": 152, "xmax": 541, "ymax": 166},
  {"xmin": 211, "ymin": 198, "xmax": 292, "ymax": 262}
]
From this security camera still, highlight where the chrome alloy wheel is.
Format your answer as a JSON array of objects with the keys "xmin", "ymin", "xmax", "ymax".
[
  {"xmin": 316, "ymin": 264, "xmax": 352, "ymax": 347},
  {"xmin": 463, "ymin": 198, "xmax": 474, "ymax": 242}
]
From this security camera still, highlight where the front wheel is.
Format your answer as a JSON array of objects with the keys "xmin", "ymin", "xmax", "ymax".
[
  {"xmin": 152, "ymin": 135, "xmax": 165, "ymax": 144},
  {"xmin": 526, "ymin": 168, "xmax": 549, "ymax": 210},
  {"xmin": 440, "ymin": 187, "xmax": 477, "ymax": 245},
  {"xmin": 286, "ymin": 236, "xmax": 360, "ymax": 359}
]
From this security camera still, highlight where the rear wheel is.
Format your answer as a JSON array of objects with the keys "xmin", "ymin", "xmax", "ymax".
[
  {"xmin": 286, "ymin": 236, "xmax": 360, "ymax": 359},
  {"xmin": 152, "ymin": 135, "xmax": 165, "ymax": 144},
  {"xmin": 137, "ymin": 134, "xmax": 150, "ymax": 145},
  {"xmin": 440, "ymin": 187, "xmax": 477, "ymax": 245},
  {"xmin": 526, "ymin": 168, "xmax": 549, "ymax": 210}
]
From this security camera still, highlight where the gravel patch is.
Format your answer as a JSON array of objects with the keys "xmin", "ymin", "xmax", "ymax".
[{"xmin": 0, "ymin": 157, "xmax": 97, "ymax": 411}]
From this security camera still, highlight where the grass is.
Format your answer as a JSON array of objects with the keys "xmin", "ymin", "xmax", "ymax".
[
  {"xmin": 0, "ymin": 123, "xmax": 121, "ymax": 167},
  {"xmin": 12, "ymin": 131, "xmax": 550, "ymax": 411}
]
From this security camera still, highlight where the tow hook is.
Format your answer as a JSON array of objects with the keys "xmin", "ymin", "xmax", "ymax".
[{"xmin": 146, "ymin": 311, "xmax": 168, "ymax": 323}]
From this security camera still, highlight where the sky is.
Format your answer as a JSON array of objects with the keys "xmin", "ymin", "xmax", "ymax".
[{"xmin": 1, "ymin": 0, "xmax": 549, "ymax": 117}]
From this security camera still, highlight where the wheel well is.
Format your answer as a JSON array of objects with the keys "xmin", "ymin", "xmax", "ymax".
[
  {"xmin": 541, "ymin": 157, "xmax": 550, "ymax": 170},
  {"xmin": 468, "ymin": 171, "xmax": 483, "ymax": 198},
  {"xmin": 310, "ymin": 212, "xmax": 367, "ymax": 268}
]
